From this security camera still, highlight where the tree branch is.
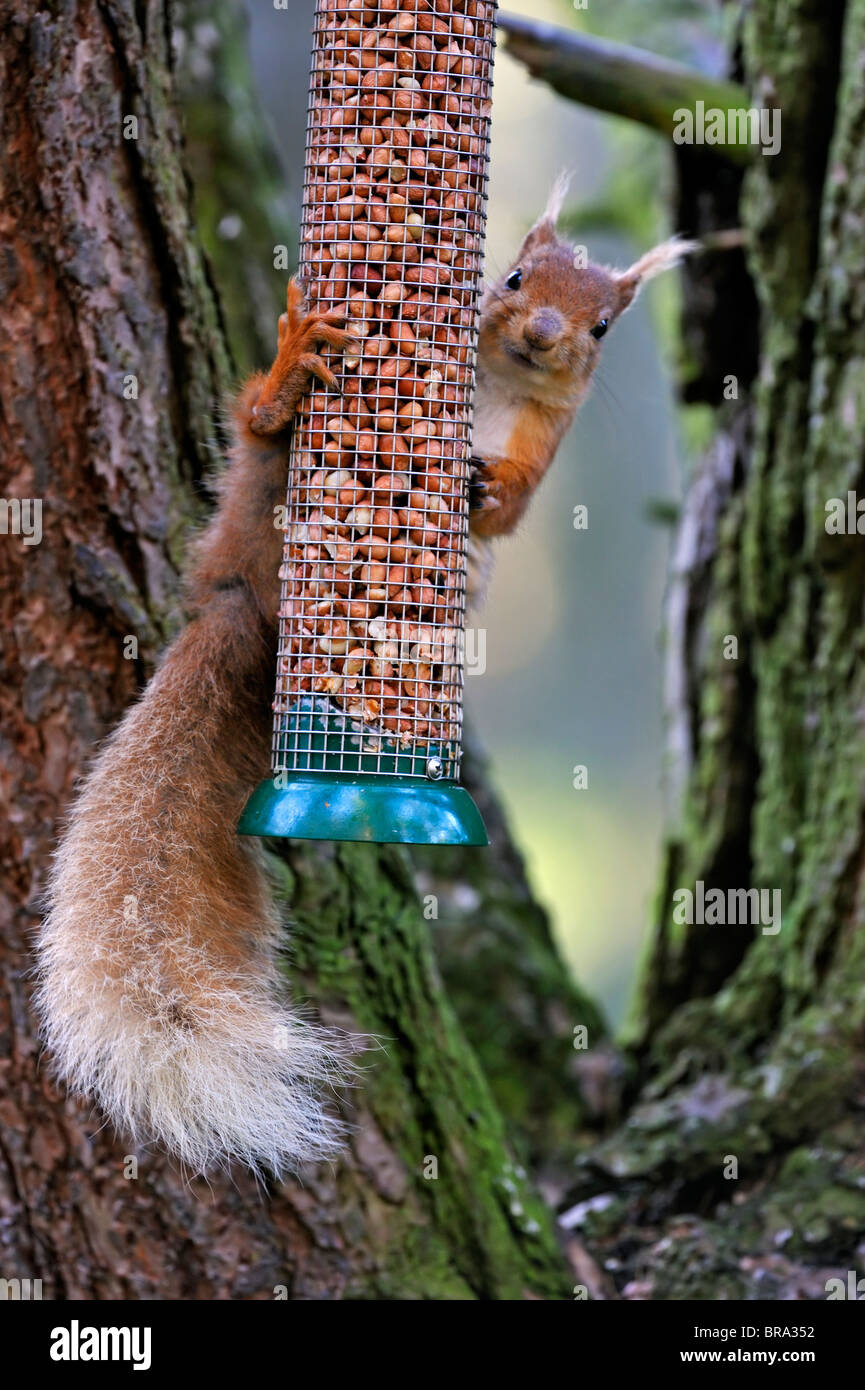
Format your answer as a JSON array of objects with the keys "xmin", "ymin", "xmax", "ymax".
[{"xmin": 499, "ymin": 12, "xmax": 751, "ymax": 164}]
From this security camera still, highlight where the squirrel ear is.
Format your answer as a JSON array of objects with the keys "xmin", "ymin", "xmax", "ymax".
[
  {"xmin": 615, "ymin": 236, "xmax": 698, "ymax": 313},
  {"xmin": 519, "ymin": 171, "xmax": 573, "ymax": 254}
]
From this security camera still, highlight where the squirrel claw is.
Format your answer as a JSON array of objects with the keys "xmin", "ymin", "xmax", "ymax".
[
  {"xmin": 249, "ymin": 286, "xmax": 355, "ymax": 437},
  {"xmin": 299, "ymin": 352, "xmax": 339, "ymax": 390},
  {"xmin": 468, "ymin": 457, "xmax": 501, "ymax": 512}
]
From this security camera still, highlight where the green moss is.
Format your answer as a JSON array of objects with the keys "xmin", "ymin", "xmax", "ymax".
[
  {"xmin": 555, "ymin": 0, "xmax": 865, "ymax": 1300},
  {"xmin": 176, "ymin": 0, "xmax": 291, "ymax": 374},
  {"xmin": 268, "ymin": 843, "xmax": 572, "ymax": 1300}
]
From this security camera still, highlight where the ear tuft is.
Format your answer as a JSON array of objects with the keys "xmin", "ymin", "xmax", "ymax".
[
  {"xmin": 519, "ymin": 171, "xmax": 573, "ymax": 255},
  {"xmin": 542, "ymin": 170, "xmax": 572, "ymax": 228},
  {"xmin": 615, "ymin": 235, "xmax": 699, "ymax": 313}
]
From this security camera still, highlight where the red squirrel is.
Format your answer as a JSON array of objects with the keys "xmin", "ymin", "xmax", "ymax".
[
  {"xmin": 36, "ymin": 190, "xmax": 692, "ymax": 1176},
  {"xmin": 467, "ymin": 177, "xmax": 694, "ymax": 601}
]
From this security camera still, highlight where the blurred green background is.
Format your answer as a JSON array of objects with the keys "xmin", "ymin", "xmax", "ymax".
[{"xmin": 239, "ymin": 0, "xmax": 725, "ymax": 1024}]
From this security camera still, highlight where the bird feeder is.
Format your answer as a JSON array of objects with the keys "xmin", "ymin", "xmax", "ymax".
[{"xmin": 239, "ymin": 0, "xmax": 495, "ymax": 846}]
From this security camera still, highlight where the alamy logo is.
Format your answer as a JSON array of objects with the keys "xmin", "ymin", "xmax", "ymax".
[
  {"xmin": 825, "ymin": 491, "xmax": 865, "ymax": 533},
  {"xmin": 672, "ymin": 881, "xmax": 782, "ymax": 935},
  {"xmin": 673, "ymin": 101, "xmax": 781, "ymax": 156},
  {"xmin": 49, "ymin": 1321, "xmax": 152, "ymax": 1371},
  {"xmin": 825, "ymin": 1271, "xmax": 865, "ymax": 1299},
  {"xmin": 0, "ymin": 498, "xmax": 42, "ymax": 545},
  {"xmin": 0, "ymin": 1277, "xmax": 42, "ymax": 1299}
]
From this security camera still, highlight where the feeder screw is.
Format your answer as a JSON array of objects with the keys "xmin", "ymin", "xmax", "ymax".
[{"xmin": 426, "ymin": 756, "xmax": 444, "ymax": 781}]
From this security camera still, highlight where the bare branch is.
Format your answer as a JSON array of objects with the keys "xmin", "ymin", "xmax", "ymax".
[{"xmin": 499, "ymin": 12, "xmax": 751, "ymax": 165}]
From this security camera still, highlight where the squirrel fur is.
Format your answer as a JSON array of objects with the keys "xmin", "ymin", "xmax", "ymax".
[{"xmin": 37, "ymin": 194, "xmax": 692, "ymax": 1176}]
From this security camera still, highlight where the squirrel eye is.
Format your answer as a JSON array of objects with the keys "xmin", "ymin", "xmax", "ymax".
[
  {"xmin": 590, "ymin": 319, "xmax": 609, "ymax": 341},
  {"xmin": 506, "ymin": 268, "xmax": 523, "ymax": 290}
]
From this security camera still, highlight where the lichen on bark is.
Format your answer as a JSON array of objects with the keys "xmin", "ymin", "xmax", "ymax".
[{"xmin": 555, "ymin": 0, "xmax": 865, "ymax": 1300}]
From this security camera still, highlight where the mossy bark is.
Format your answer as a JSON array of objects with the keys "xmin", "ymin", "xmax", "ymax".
[
  {"xmin": 0, "ymin": 0, "xmax": 582, "ymax": 1300},
  {"xmin": 556, "ymin": 0, "xmax": 865, "ymax": 1300},
  {"xmin": 174, "ymin": 0, "xmax": 292, "ymax": 374}
]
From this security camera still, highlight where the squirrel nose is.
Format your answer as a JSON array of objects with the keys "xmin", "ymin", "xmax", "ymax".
[{"xmin": 523, "ymin": 308, "xmax": 564, "ymax": 352}]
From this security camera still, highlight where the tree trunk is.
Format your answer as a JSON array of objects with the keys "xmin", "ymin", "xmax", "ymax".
[
  {"xmin": 0, "ymin": 0, "xmax": 582, "ymax": 1300},
  {"xmin": 557, "ymin": 0, "xmax": 865, "ymax": 1300}
]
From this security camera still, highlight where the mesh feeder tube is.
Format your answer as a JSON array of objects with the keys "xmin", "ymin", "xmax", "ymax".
[{"xmin": 239, "ymin": 0, "xmax": 494, "ymax": 846}]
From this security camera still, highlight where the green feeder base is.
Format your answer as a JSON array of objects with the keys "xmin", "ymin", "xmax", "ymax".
[{"xmin": 238, "ymin": 771, "xmax": 488, "ymax": 847}]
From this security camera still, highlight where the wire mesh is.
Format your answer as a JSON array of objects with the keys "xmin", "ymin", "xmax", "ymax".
[{"xmin": 273, "ymin": 0, "xmax": 498, "ymax": 782}]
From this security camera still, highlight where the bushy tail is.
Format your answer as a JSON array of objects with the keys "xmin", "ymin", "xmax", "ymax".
[{"xmin": 36, "ymin": 599, "xmax": 350, "ymax": 1176}]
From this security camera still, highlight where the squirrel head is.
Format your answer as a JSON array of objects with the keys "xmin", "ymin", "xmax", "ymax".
[{"xmin": 479, "ymin": 174, "xmax": 696, "ymax": 403}]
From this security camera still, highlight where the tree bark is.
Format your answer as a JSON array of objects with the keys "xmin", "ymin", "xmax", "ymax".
[
  {"xmin": 552, "ymin": 0, "xmax": 865, "ymax": 1300},
  {"xmin": 0, "ymin": 0, "xmax": 585, "ymax": 1300}
]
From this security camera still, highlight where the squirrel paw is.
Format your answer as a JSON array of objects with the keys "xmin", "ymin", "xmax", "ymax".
[
  {"xmin": 468, "ymin": 457, "xmax": 502, "ymax": 514},
  {"xmin": 250, "ymin": 279, "xmax": 356, "ymax": 436}
]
